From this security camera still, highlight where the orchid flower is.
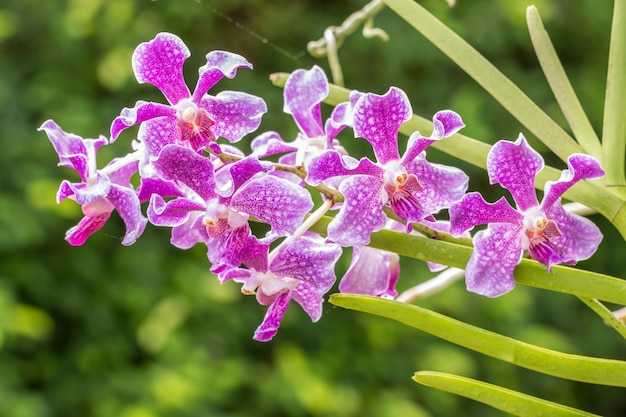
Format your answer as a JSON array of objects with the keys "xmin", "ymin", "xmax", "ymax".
[
  {"xmin": 223, "ymin": 237, "xmax": 342, "ymax": 342},
  {"xmin": 147, "ymin": 144, "xmax": 313, "ymax": 274},
  {"xmin": 110, "ymin": 32, "xmax": 266, "ymax": 158},
  {"xmin": 39, "ymin": 120, "xmax": 147, "ymax": 246},
  {"xmin": 251, "ymin": 65, "xmax": 352, "ymax": 169},
  {"xmin": 449, "ymin": 134, "xmax": 604, "ymax": 297},
  {"xmin": 306, "ymin": 87, "xmax": 467, "ymax": 246}
]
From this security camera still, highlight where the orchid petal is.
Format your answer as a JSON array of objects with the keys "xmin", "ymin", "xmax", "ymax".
[
  {"xmin": 488, "ymin": 134, "xmax": 544, "ymax": 211},
  {"xmin": 339, "ymin": 246, "xmax": 394, "ymax": 296},
  {"xmin": 546, "ymin": 199, "xmax": 603, "ymax": 262},
  {"xmin": 353, "ymin": 87, "xmax": 412, "ymax": 165},
  {"xmin": 292, "ymin": 281, "xmax": 324, "ymax": 322},
  {"xmin": 306, "ymin": 150, "xmax": 383, "ymax": 185},
  {"xmin": 408, "ymin": 153, "xmax": 469, "ymax": 215},
  {"xmin": 401, "ymin": 110, "xmax": 464, "ymax": 164},
  {"xmin": 465, "ymin": 223, "xmax": 524, "ymax": 297},
  {"xmin": 216, "ymin": 156, "xmax": 272, "ymax": 198},
  {"xmin": 328, "ymin": 175, "xmax": 387, "ymax": 246},
  {"xmin": 132, "ymin": 32, "xmax": 191, "ymax": 105},
  {"xmin": 201, "ymin": 91, "xmax": 266, "ymax": 143},
  {"xmin": 110, "ymin": 101, "xmax": 175, "ymax": 140},
  {"xmin": 231, "ymin": 176, "xmax": 313, "ymax": 235},
  {"xmin": 107, "ymin": 184, "xmax": 148, "ymax": 246},
  {"xmin": 283, "ymin": 66, "xmax": 328, "ymax": 138},
  {"xmin": 250, "ymin": 131, "xmax": 298, "ymax": 158},
  {"xmin": 65, "ymin": 212, "xmax": 111, "ymax": 246},
  {"xmin": 253, "ymin": 291, "xmax": 291, "ymax": 342},
  {"xmin": 147, "ymin": 194, "xmax": 205, "ymax": 227},
  {"xmin": 170, "ymin": 211, "xmax": 207, "ymax": 250},
  {"xmin": 152, "ymin": 144, "xmax": 216, "ymax": 201},
  {"xmin": 137, "ymin": 116, "xmax": 181, "ymax": 160},
  {"xmin": 270, "ymin": 238, "xmax": 342, "ymax": 293},
  {"xmin": 449, "ymin": 192, "xmax": 523, "ymax": 235},
  {"xmin": 193, "ymin": 50, "xmax": 253, "ymax": 103},
  {"xmin": 541, "ymin": 154, "xmax": 605, "ymax": 210}
]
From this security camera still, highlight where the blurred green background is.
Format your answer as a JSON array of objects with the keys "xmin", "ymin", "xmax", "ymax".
[{"xmin": 0, "ymin": 0, "xmax": 624, "ymax": 416}]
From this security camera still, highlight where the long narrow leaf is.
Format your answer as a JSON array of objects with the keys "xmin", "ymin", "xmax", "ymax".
[
  {"xmin": 382, "ymin": 0, "xmax": 583, "ymax": 162},
  {"xmin": 602, "ymin": 0, "xmax": 626, "ymax": 191},
  {"xmin": 413, "ymin": 371, "xmax": 602, "ymax": 417},
  {"xmin": 526, "ymin": 6, "xmax": 602, "ymax": 158},
  {"xmin": 330, "ymin": 294, "xmax": 626, "ymax": 387}
]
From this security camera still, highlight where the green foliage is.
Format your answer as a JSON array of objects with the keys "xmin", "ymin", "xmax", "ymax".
[{"xmin": 0, "ymin": 1, "xmax": 624, "ymax": 417}]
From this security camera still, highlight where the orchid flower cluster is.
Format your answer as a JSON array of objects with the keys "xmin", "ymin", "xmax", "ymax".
[{"xmin": 39, "ymin": 32, "xmax": 604, "ymax": 341}]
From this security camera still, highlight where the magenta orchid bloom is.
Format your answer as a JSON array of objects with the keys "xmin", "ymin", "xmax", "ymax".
[
  {"xmin": 111, "ymin": 32, "xmax": 266, "ymax": 156},
  {"xmin": 39, "ymin": 120, "xmax": 147, "ymax": 246},
  {"xmin": 449, "ymin": 134, "xmax": 604, "ymax": 297},
  {"xmin": 306, "ymin": 87, "xmax": 467, "ymax": 246},
  {"xmin": 251, "ymin": 65, "xmax": 351, "ymax": 168},
  {"xmin": 147, "ymin": 144, "xmax": 313, "ymax": 274},
  {"xmin": 223, "ymin": 237, "xmax": 342, "ymax": 342}
]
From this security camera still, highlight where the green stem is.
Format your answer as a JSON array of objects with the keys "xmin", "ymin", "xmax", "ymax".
[
  {"xmin": 330, "ymin": 294, "xmax": 626, "ymax": 387},
  {"xmin": 577, "ymin": 296, "xmax": 626, "ymax": 340},
  {"xmin": 413, "ymin": 371, "xmax": 602, "ymax": 416},
  {"xmin": 602, "ymin": 0, "xmax": 626, "ymax": 192},
  {"xmin": 526, "ymin": 5, "xmax": 602, "ymax": 159}
]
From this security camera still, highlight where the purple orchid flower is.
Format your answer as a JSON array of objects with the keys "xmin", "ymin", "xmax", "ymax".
[
  {"xmin": 110, "ymin": 32, "xmax": 266, "ymax": 157},
  {"xmin": 39, "ymin": 120, "xmax": 147, "ymax": 246},
  {"xmin": 306, "ymin": 87, "xmax": 467, "ymax": 246},
  {"xmin": 223, "ymin": 237, "xmax": 342, "ymax": 342},
  {"xmin": 147, "ymin": 144, "xmax": 314, "ymax": 273},
  {"xmin": 251, "ymin": 66, "xmax": 351, "ymax": 168},
  {"xmin": 449, "ymin": 134, "xmax": 604, "ymax": 297}
]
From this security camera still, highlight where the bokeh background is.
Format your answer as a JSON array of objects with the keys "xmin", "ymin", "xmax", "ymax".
[{"xmin": 1, "ymin": 0, "xmax": 624, "ymax": 416}]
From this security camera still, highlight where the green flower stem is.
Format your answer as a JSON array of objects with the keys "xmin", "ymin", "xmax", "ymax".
[
  {"xmin": 526, "ymin": 6, "xmax": 602, "ymax": 159},
  {"xmin": 271, "ymin": 72, "xmax": 626, "ymax": 238},
  {"xmin": 382, "ymin": 0, "xmax": 583, "ymax": 163},
  {"xmin": 577, "ymin": 296, "xmax": 626, "ymax": 340},
  {"xmin": 412, "ymin": 371, "xmax": 602, "ymax": 417},
  {"xmin": 330, "ymin": 294, "xmax": 626, "ymax": 387},
  {"xmin": 602, "ymin": 0, "xmax": 626, "ymax": 192}
]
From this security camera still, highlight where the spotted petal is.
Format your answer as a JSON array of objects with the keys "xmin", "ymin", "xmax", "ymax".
[
  {"xmin": 132, "ymin": 32, "xmax": 191, "ymax": 106},
  {"xmin": 328, "ymin": 175, "xmax": 387, "ymax": 246},
  {"xmin": 193, "ymin": 50, "xmax": 253, "ymax": 103},
  {"xmin": 253, "ymin": 291, "xmax": 291, "ymax": 342},
  {"xmin": 488, "ymin": 134, "xmax": 544, "ymax": 211},
  {"xmin": 270, "ymin": 238, "xmax": 342, "ymax": 293},
  {"xmin": 230, "ymin": 175, "xmax": 314, "ymax": 235},
  {"xmin": 283, "ymin": 66, "xmax": 328, "ymax": 138},
  {"xmin": 449, "ymin": 192, "xmax": 523, "ymax": 235},
  {"xmin": 541, "ymin": 154, "xmax": 605, "ymax": 210},
  {"xmin": 466, "ymin": 223, "xmax": 524, "ymax": 297},
  {"xmin": 306, "ymin": 150, "xmax": 383, "ymax": 185},
  {"xmin": 353, "ymin": 87, "xmax": 412, "ymax": 165},
  {"xmin": 546, "ymin": 199, "xmax": 603, "ymax": 263},
  {"xmin": 407, "ymin": 153, "xmax": 469, "ymax": 215},
  {"xmin": 200, "ymin": 91, "xmax": 266, "ymax": 143}
]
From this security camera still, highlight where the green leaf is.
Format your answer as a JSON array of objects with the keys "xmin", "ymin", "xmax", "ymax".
[
  {"xmin": 526, "ymin": 5, "xmax": 602, "ymax": 159},
  {"xmin": 412, "ymin": 371, "xmax": 602, "ymax": 417},
  {"xmin": 329, "ymin": 294, "xmax": 626, "ymax": 387},
  {"xmin": 602, "ymin": 0, "xmax": 626, "ymax": 191},
  {"xmin": 382, "ymin": 0, "xmax": 583, "ymax": 162}
]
